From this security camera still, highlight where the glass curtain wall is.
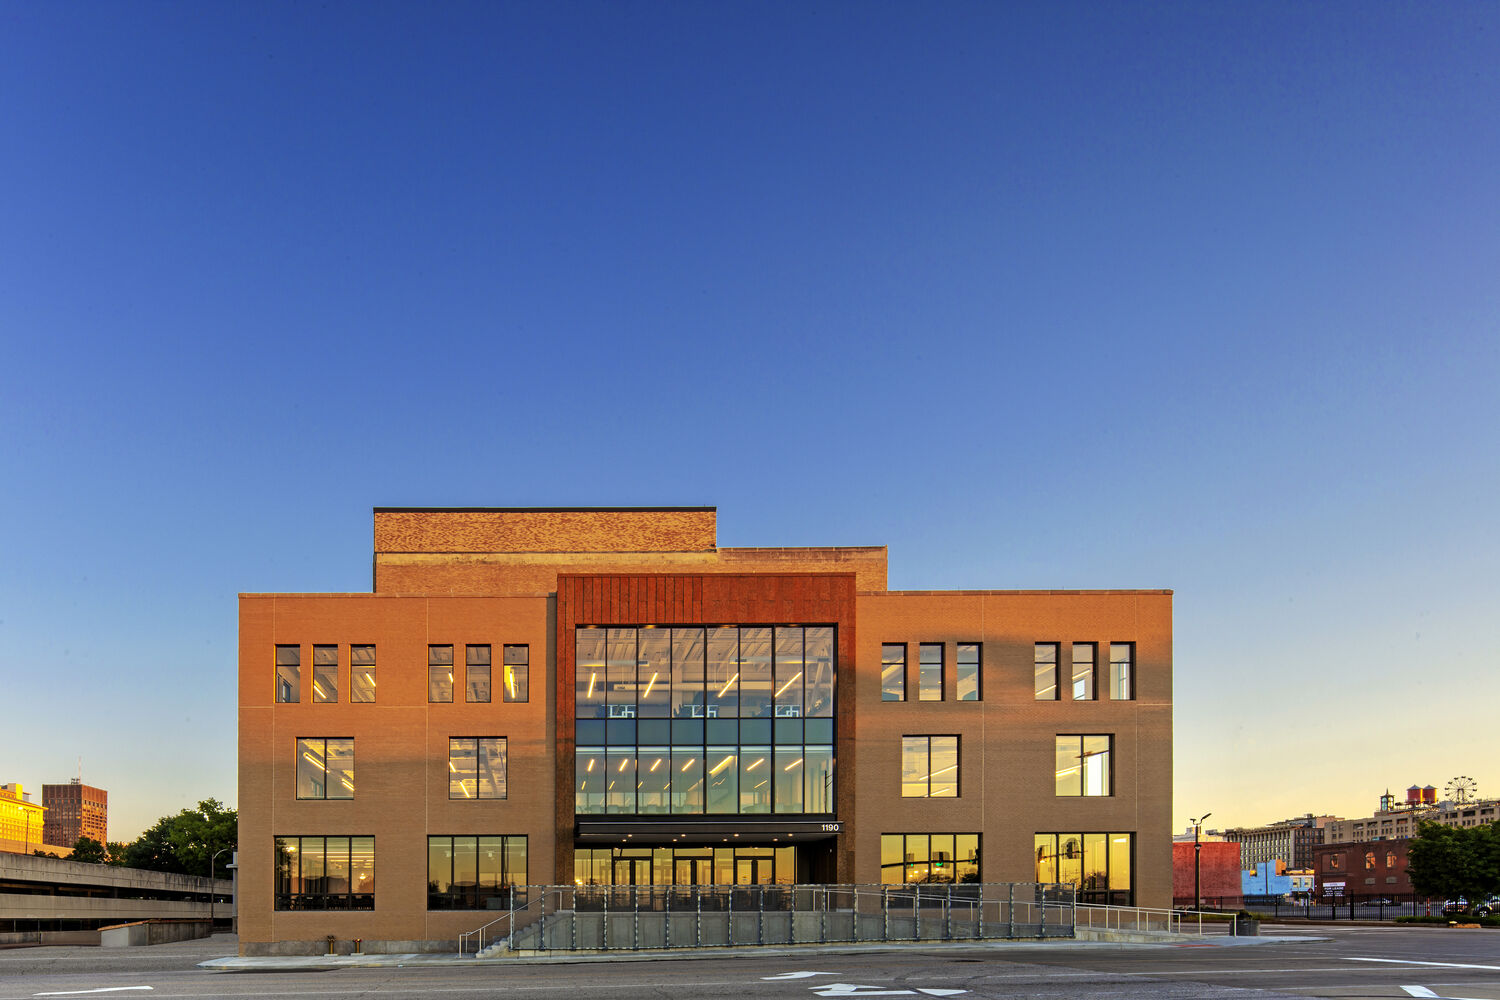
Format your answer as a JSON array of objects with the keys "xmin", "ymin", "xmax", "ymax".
[{"xmin": 576, "ymin": 625, "xmax": 835, "ymax": 816}]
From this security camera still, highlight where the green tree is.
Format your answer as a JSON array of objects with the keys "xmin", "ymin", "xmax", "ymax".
[
  {"xmin": 120, "ymin": 799, "xmax": 237, "ymax": 877},
  {"xmin": 1407, "ymin": 820, "xmax": 1500, "ymax": 910},
  {"xmin": 105, "ymin": 841, "xmax": 129, "ymax": 866},
  {"xmin": 67, "ymin": 836, "xmax": 108, "ymax": 864}
]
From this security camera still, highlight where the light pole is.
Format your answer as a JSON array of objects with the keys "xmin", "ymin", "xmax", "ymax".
[
  {"xmin": 1190, "ymin": 813, "xmax": 1212, "ymax": 910},
  {"xmin": 210, "ymin": 848, "xmax": 232, "ymax": 928}
]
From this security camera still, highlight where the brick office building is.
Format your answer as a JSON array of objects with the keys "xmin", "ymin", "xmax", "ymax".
[
  {"xmin": 42, "ymin": 781, "xmax": 108, "ymax": 849},
  {"xmin": 238, "ymin": 507, "xmax": 1173, "ymax": 954}
]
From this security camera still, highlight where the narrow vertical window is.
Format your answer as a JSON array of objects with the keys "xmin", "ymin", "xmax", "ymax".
[
  {"xmin": 312, "ymin": 645, "xmax": 338, "ymax": 703},
  {"xmin": 275, "ymin": 645, "xmax": 300, "ymax": 703},
  {"xmin": 1109, "ymin": 642, "xmax": 1133, "ymax": 700},
  {"xmin": 1034, "ymin": 643, "xmax": 1058, "ymax": 701},
  {"xmin": 1071, "ymin": 642, "xmax": 1096, "ymax": 701},
  {"xmin": 429, "ymin": 645, "xmax": 454, "ymax": 703},
  {"xmin": 918, "ymin": 643, "xmax": 944, "ymax": 701},
  {"xmin": 881, "ymin": 644, "xmax": 906, "ymax": 702},
  {"xmin": 956, "ymin": 643, "xmax": 980, "ymax": 702},
  {"xmin": 466, "ymin": 645, "xmax": 491, "ymax": 703},
  {"xmin": 350, "ymin": 645, "xmax": 376, "ymax": 702},
  {"xmin": 503, "ymin": 644, "xmax": 529, "ymax": 702}
]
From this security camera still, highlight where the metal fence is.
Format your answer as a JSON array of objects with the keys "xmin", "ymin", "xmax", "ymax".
[
  {"xmin": 1195, "ymin": 893, "xmax": 1440, "ymax": 921},
  {"xmin": 459, "ymin": 882, "xmax": 1077, "ymax": 955}
]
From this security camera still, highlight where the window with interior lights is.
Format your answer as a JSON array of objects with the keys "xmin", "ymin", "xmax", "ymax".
[
  {"xmin": 274, "ymin": 836, "xmax": 374, "ymax": 910},
  {"xmin": 1034, "ymin": 643, "xmax": 1058, "ymax": 701},
  {"xmin": 574, "ymin": 625, "xmax": 835, "ymax": 816},
  {"xmin": 1033, "ymin": 832, "xmax": 1133, "ymax": 905},
  {"xmin": 1054, "ymin": 735, "xmax": 1112, "ymax": 796},
  {"xmin": 1071, "ymin": 642, "xmax": 1096, "ymax": 700},
  {"xmin": 881, "ymin": 643, "xmax": 906, "ymax": 701},
  {"xmin": 275, "ymin": 645, "xmax": 300, "ymax": 703},
  {"xmin": 465, "ymin": 645, "xmax": 491, "ymax": 703},
  {"xmin": 1109, "ymin": 642, "xmax": 1133, "ymax": 700},
  {"xmin": 448, "ymin": 737, "xmax": 506, "ymax": 799},
  {"xmin": 296, "ymin": 738, "xmax": 354, "ymax": 800},
  {"xmin": 503, "ymin": 644, "xmax": 529, "ymax": 702},
  {"xmin": 956, "ymin": 643, "xmax": 980, "ymax": 701},
  {"xmin": 918, "ymin": 643, "xmax": 943, "ymax": 701},
  {"xmin": 880, "ymin": 833, "xmax": 979, "ymax": 884},
  {"xmin": 312, "ymin": 645, "xmax": 338, "ymax": 703},
  {"xmin": 428, "ymin": 645, "xmax": 454, "ymax": 703},
  {"xmin": 427, "ymin": 835, "xmax": 526, "ymax": 909},
  {"xmin": 901, "ymin": 735, "xmax": 958, "ymax": 798},
  {"xmin": 350, "ymin": 645, "xmax": 376, "ymax": 702}
]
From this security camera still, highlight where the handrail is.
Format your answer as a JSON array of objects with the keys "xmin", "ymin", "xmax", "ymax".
[{"xmin": 458, "ymin": 890, "xmax": 555, "ymax": 956}]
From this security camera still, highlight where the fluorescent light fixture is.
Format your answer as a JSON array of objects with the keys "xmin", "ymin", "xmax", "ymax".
[
  {"xmin": 774, "ymin": 671, "xmax": 803, "ymax": 698},
  {"xmin": 717, "ymin": 672, "xmax": 739, "ymax": 698}
]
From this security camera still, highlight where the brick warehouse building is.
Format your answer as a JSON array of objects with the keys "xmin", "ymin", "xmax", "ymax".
[{"xmin": 238, "ymin": 507, "xmax": 1173, "ymax": 954}]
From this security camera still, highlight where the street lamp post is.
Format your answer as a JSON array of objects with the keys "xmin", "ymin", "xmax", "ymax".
[
  {"xmin": 1191, "ymin": 813, "xmax": 1212, "ymax": 911},
  {"xmin": 210, "ymin": 848, "xmax": 232, "ymax": 928}
]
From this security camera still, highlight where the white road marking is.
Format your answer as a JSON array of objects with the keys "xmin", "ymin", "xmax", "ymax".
[
  {"xmin": 1349, "ymin": 958, "xmax": 1500, "ymax": 971},
  {"xmin": 1401, "ymin": 989, "xmax": 1440, "ymax": 998},
  {"xmin": 33, "ymin": 990, "xmax": 154, "ymax": 997},
  {"xmin": 810, "ymin": 987, "xmax": 915, "ymax": 998},
  {"xmin": 763, "ymin": 973, "xmax": 842, "ymax": 981}
]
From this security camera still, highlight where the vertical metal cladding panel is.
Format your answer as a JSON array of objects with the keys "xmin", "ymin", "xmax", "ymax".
[{"xmin": 554, "ymin": 572, "xmax": 858, "ymax": 883}]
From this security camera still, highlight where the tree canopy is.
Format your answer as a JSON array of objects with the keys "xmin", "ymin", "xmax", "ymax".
[
  {"xmin": 117, "ymin": 799, "xmax": 237, "ymax": 878},
  {"xmin": 1406, "ymin": 820, "xmax": 1500, "ymax": 908}
]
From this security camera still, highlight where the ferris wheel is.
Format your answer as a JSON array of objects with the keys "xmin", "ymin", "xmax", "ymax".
[{"xmin": 1446, "ymin": 775, "xmax": 1479, "ymax": 806}]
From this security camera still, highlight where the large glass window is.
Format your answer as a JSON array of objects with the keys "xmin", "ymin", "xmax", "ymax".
[
  {"xmin": 901, "ymin": 736, "xmax": 958, "ymax": 798},
  {"xmin": 466, "ymin": 645, "xmax": 491, "ymax": 703},
  {"xmin": 1054, "ymin": 735, "xmax": 1112, "ymax": 796},
  {"xmin": 956, "ymin": 643, "xmax": 980, "ymax": 702},
  {"xmin": 427, "ymin": 835, "xmax": 526, "ymax": 909},
  {"xmin": 503, "ymin": 644, "xmax": 530, "ymax": 702},
  {"xmin": 350, "ymin": 645, "xmax": 376, "ymax": 703},
  {"xmin": 275, "ymin": 645, "xmax": 300, "ymax": 703},
  {"xmin": 575, "ymin": 845, "xmax": 796, "ymax": 887},
  {"xmin": 449, "ymin": 737, "xmax": 506, "ymax": 799},
  {"xmin": 274, "ymin": 835, "xmax": 374, "ymax": 909},
  {"xmin": 1034, "ymin": 643, "xmax": 1058, "ymax": 701},
  {"xmin": 880, "ymin": 833, "xmax": 980, "ymax": 884},
  {"xmin": 575, "ymin": 625, "xmax": 835, "ymax": 816},
  {"xmin": 1109, "ymin": 643, "xmax": 1133, "ymax": 700},
  {"xmin": 1071, "ymin": 643, "xmax": 1095, "ymax": 700},
  {"xmin": 1034, "ymin": 832, "xmax": 1133, "ymax": 905},
  {"xmin": 881, "ymin": 644, "xmax": 906, "ymax": 701},
  {"xmin": 312, "ymin": 645, "xmax": 338, "ymax": 703},
  {"xmin": 297, "ymin": 738, "xmax": 354, "ymax": 800},
  {"xmin": 918, "ymin": 643, "xmax": 943, "ymax": 701},
  {"xmin": 429, "ymin": 645, "xmax": 454, "ymax": 703}
]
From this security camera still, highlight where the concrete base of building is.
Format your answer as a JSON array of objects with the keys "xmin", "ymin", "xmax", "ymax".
[{"xmin": 240, "ymin": 938, "xmax": 456, "ymax": 957}]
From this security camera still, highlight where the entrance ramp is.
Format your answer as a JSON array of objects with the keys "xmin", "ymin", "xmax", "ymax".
[{"xmin": 463, "ymin": 883, "xmax": 1077, "ymax": 956}]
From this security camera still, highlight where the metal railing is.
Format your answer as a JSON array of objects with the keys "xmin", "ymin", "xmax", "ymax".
[
  {"xmin": 459, "ymin": 882, "xmax": 1077, "ymax": 955},
  {"xmin": 1077, "ymin": 903, "xmax": 1239, "ymax": 937}
]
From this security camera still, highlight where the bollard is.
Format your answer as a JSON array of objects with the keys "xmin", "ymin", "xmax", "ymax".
[
  {"xmin": 325, "ymin": 934, "xmax": 337, "ymax": 956},
  {"xmin": 352, "ymin": 938, "xmax": 362, "ymax": 954}
]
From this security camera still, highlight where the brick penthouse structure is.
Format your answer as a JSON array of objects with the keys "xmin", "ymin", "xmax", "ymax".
[{"xmin": 238, "ymin": 507, "xmax": 1173, "ymax": 954}]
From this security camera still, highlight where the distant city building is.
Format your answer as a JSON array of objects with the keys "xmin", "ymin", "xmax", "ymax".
[
  {"xmin": 42, "ymin": 781, "xmax": 107, "ymax": 848},
  {"xmin": 1242, "ymin": 858, "xmax": 1291, "ymax": 900},
  {"xmin": 1222, "ymin": 814, "xmax": 1338, "ymax": 872},
  {"xmin": 1172, "ymin": 825, "xmax": 1225, "ymax": 843},
  {"xmin": 1323, "ymin": 784, "xmax": 1498, "ymax": 844},
  {"xmin": 0, "ymin": 783, "xmax": 48, "ymax": 855},
  {"xmin": 1313, "ymin": 838, "xmax": 1414, "ymax": 900}
]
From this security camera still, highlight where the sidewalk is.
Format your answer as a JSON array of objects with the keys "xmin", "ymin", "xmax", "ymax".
[{"xmin": 199, "ymin": 932, "xmax": 1319, "ymax": 971}]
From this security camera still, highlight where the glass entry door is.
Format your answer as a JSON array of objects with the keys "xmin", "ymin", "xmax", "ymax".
[
  {"xmin": 674, "ymin": 858, "xmax": 710, "ymax": 886},
  {"xmin": 613, "ymin": 858, "xmax": 651, "ymax": 886},
  {"xmin": 735, "ymin": 857, "xmax": 772, "ymax": 885}
]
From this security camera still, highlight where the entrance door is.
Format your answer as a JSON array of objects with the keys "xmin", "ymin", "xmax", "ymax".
[
  {"xmin": 735, "ymin": 858, "xmax": 772, "ymax": 885},
  {"xmin": 612, "ymin": 858, "xmax": 651, "ymax": 886},
  {"xmin": 674, "ymin": 858, "xmax": 710, "ymax": 886}
]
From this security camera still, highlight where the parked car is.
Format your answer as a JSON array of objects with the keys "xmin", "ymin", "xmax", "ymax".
[
  {"xmin": 1475, "ymin": 896, "xmax": 1500, "ymax": 916},
  {"xmin": 1443, "ymin": 898, "xmax": 1469, "ymax": 915},
  {"xmin": 1363, "ymin": 897, "xmax": 1395, "ymax": 906}
]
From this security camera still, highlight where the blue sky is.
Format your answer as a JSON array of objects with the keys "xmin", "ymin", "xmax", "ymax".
[{"xmin": 1, "ymin": 1, "xmax": 1496, "ymax": 841}]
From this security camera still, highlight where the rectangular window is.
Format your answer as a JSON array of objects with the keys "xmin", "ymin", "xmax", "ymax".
[
  {"xmin": 429, "ymin": 645, "xmax": 454, "ymax": 703},
  {"xmin": 879, "ymin": 833, "xmax": 980, "ymax": 885},
  {"xmin": 426, "ymin": 835, "xmax": 526, "ymax": 909},
  {"xmin": 881, "ymin": 644, "xmax": 906, "ymax": 702},
  {"xmin": 466, "ymin": 645, "xmax": 491, "ymax": 703},
  {"xmin": 901, "ymin": 735, "xmax": 958, "ymax": 798},
  {"xmin": 274, "ymin": 835, "xmax": 374, "ymax": 910},
  {"xmin": 297, "ymin": 738, "xmax": 354, "ymax": 800},
  {"xmin": 449, "ymin": 737, "xmax": 506, "ymax": 799},
  {"xmin": 275, "ymin": 645, "xmax": 300, "ymax": 703},
  {"xmin": 1034, "ymin": 643, "xmax": 1058, "ymax": 701},
  {"xmin": 1071, "ymin": 642, "xmax": 1096, "ymax": 700},
  {"xmin": 956, "ymin": 643, "xmax": 980, "ymax": 701},
  {"xmin": 1054, "ymin": 735, "xmax": 1112, "ymax": 796},
  {"xmin": 918, "ymin": 643, "xmax": 943, "ymax": 701},
  {"xmin": 503, "ymin": 644, "xmax": 529, "ymax": 702},
  {"xmin": 312, "ymin": 645, "xmax": 338, "ymax": 703},
  {"xmin": 1109, "ymin": 643, "xmax": 1133, "ymax": 700},
  {"xmin": 1033, "ymin": 832, "xmax": 1133, "ymax": 905},
  {"xmin": 350, "ymin": 645, "xmax": 376, "ymax": 702}
]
